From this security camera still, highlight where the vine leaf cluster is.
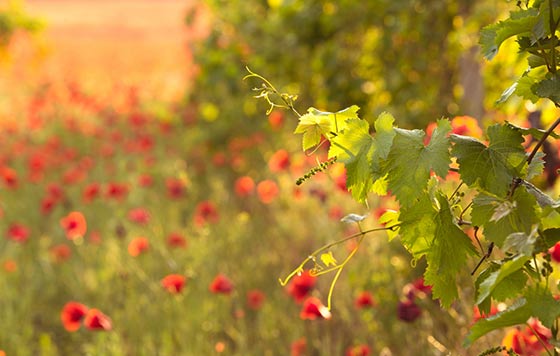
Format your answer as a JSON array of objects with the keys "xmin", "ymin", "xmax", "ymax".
[{"xmin": 246, "ymin": 0, "xmax": 560, "ymax": 349}]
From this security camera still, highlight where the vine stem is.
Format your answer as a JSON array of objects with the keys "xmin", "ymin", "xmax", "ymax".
[
  {"xmin": 526, "ymin": 320, "xmax": 554, "ymax": 356},
  {"xmin": 527, "ymin": 116, "xmax": 560, "ymax": 165},
  {"xmin": 278, "ymin": 224, "xmax": 400, "ymax": 286},
  {"xmin": 243, "ymin": 67, "xmax": 302, "ymax": 117}
]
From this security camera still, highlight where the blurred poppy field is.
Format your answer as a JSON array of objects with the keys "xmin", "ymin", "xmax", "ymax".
[{"xmin": 1, "ymin": 1, "xmax": 559, "ymax": 355}]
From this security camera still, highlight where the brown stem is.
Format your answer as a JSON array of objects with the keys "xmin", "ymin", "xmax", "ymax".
[{"xmin": 527, "ymin": 116, "xmax": 560, "ymax": 165}]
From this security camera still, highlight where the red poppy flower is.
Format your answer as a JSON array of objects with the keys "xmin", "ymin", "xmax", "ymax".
[
  {"xmin": 234, "ymin": 176, "xmax": 255, "ymax": 197},
  {"xmin": 7, "ymin": 223, "xmax": 30, "ymax": 243},
  {"xmin": 127, "ymin": 208, "xmax": 150, "ymax": 225},
  {"xmin": 502, "ymin": 318, "xmax": 552, "ymax": 355},
  {"xmin": 268, "ymin": 110, "xmax": 284, "ymax": 130},
  {"xmin": 3, "ymin": 259, "xmax": 17, "ymax": 273},
  {"xmin": 1, "ymin": 166, "xmax": 18, "ymax": 188},
  {"xmin": 290, "ymin": 338, "xmax": 307, "ymax": 356},
  {"xmin": 473, "ymin": 304, "xmax": 499, "ymax": 322},
  {"xmin": 194, "ymin": 201, "xmax": 219, "ymax": 226},
  {"xmin": 549, "ymin": 242, "xmax": 560, "ymax": 263},
  {"xmin": 61, "ymin": 302, "xmax": 88, "ymax": 332},
  {"xmin": 299, "ymin": 297, "xmax": 331, "ymax": 320},
  {"xmin": 397, "ymin": 298, "xmax": 421, "ymax": 322},
  {"xmin": 209, "ymin": 273, "xmax": 234, "ymax": 295},
  {"xmin": 268, "ymin": 149, "xmax": 291, "ymax": 172},
  {"xmin": 257, "ymin": 180, "xmax": 279, "ymax": 204},
  {"xmin": 138, "ymin": 174, "xmax": 153, "ymax": 187},
  {"xmin": 166, "ymin": 178, "xmax": 186, "ymax": 199},
  {"xmin": 212, "ymin": 152, "xmax": 227, "ymax": 167},
  {"xmin": 50, "ymin": 244, "xmax": 72, "ymax": 263},
  {"xmin": 287, "ymin": 271, "xmax": 316, "ymax": 303},
  {"xmin": 40, "ymin": 196, "xmax": 57, "ymax": 215},
  {"xmin": 60, "ymin": 211, "xmax": 87, "ymax": 240},
  {"xmin": 128, "ymin": 237, "xmax": 150, "ymax": 257},
  {"xmin": 411, "ymin": 277, "xmax": 432, "ymax": 296},
  {"xmin": 46, "ymin": 183, "xmax": 64, "ymax": 201},
  {"xmin": 161, "ymin": 274, "xmax": 186, "ymax": 294},
  {"xmin": 246, "ymin": 289, "xmax": 266, "ymax": 310},
  {"xmin": 354, "ymin": 291, "xmax": 376, "ymax": 309},
  {"xmin": 105, "ymin": 182, "xmax": 129, "ymax": 201},
  {"xmin": 346, "ymin": 344, "xmax": 371, "ymax": 356},
  {"xmin": 83, "ymin": 308, "xmax": 112, "ymax": 331},
  {"xmin": 82, "ymin": 183, "xmax": 100, "ymax": 203},
  {"xmin": 166, "ymin": 232, "xmax": 187, "ymax": 248}
]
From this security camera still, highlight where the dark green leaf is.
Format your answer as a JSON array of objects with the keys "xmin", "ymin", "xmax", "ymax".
[
  {"xmin": 532, "ymin": 74, "xmax": 560, "ymax": 104},
  {"xmin": 399, "ymin": 192, "xmax": 476, "ymax": 307},
  {"xmin": 465, "ymin": 298, "xmax": 531, "ymax": 346},
  {"xmin": 451, "ymin": 124, "xmax": 526, "ymax": 197},
  {"xmin": 386, "ymin": 119, "xmax": 451, "ymax": 207},
  {"xmin": 476, "ymin": 255, "xmax": 532, "ymax": 304},
  {"xmin": 479, "ymin": 8, "xmax": 539, "ymax": 60},
  {"xmin": 471, "ymin": 189, "xmax": 539, "ymax": 247}
]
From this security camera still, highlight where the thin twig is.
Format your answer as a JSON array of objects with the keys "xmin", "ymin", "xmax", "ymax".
[{"xmin": 527, "ymin": 116, "xmax": 560, "ymax": 165}]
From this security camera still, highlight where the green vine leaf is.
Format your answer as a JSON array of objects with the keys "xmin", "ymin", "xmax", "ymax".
[
  {"xmin": 471, "ymin": 188, "xmax": 539, "ymax": 247},
  {"xmin": 467, "ymin": 287, "xmax": 560, "ymax": 346},
  {"xmin": 475, "ymin": 263, "xmax": 528, "ymax": 307},
  {"xmin": 328, "ymin": 112, "xmax": 396, "ymax": 202},
  {"xmin": 451, "ymin": 124, "xmax": 526, "ymax": 197},
  {"xmin": 385, "ymin": 119, "xmax": 451, "ymax": 208},
  {"xmin": 479, "ymin": 8, "xmax": 540, "ymax": 60},
  {"xmin": 475, "ymin": 255, "xmax": 531, "ymax": 305},
  {"xmin": 398, "ymin": 192, "xmax": 476, "ymax": 307},
  {"xmin": 294, "ymin": 105, "xmax": 360, "ymax": 150},
  {"xmin": 532, "ymin": 73, "xmax": 560, "ymax": 104}
]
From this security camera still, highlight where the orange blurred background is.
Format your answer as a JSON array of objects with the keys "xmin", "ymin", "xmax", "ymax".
[{"xmin": 1, "ymin": 0, "xmax": 205, "ymax": 104}]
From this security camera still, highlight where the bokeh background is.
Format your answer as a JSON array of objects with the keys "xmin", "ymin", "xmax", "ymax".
[{"xmin": 0, "ymin": 1, "xmax": 557, "ymax": 355}]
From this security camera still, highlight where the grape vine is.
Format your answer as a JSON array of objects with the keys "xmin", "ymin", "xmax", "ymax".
[{"xmin": 247, "ymin": 0, "xmax": 560, "ymax": 351}]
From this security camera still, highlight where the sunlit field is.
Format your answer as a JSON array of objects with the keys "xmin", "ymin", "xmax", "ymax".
[{"xmin": 1, "ymin": 1, "xmax": 556, "ymax": 355}]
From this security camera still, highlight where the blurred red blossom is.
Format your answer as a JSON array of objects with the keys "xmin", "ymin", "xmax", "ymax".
[
  {"xmin": 105, "ymin": 182, "xmax": 129, "ymax": 201},
  {"xmin": 287, "ymin": 270, "xmax": 316, "ymax": 303},
  {"xmin": 127, "ymin": 207, "xmax": 151, "ymax": 225},
  {"xmin": 346, "ymin": 344, "xmax": 371, "ymax": 356},
  {"xmin": 397, "ymin": 298, "xmax": 422, "ymax": 322},
  {"xmin": 209, "ymin": 273, "xmax": 234, "ymax": 295},
  {"xmin": 167, "ymin": 232, "xmax": 187, "ymax": 249},
  {"xmin": 268, "ymin": 110, "xmax": 284, "ymax": 130},
  {"xmin": 299, "ymin": 297, "xmax": 331, "ymax": 320},
  {"xmin": 257, "ymin": 180, "xmax": 279, "ymax": 204},
  {"xmin": 234, "ymin": 176, "xmax": 255, "ymax": 197},
  {"xmin": 61, "ymin": 302, "xmax": 88, "ymax": 332},
  {"xmin": 161, "ymin": 274, "xmax": 186, "ymax": 294},
  {"xmin": 82, "ymin": 183, "xmax": 100, "ymax": 203},
  {"xmin": 7, "ymin": 223, "xmax": 30, "ymax": 243},
  {"xmin": 290, "ymin": 338, "xmax": 307, "ymax": 356},
  {"xmin": 128, "ymin": 237, "xmax": 150, "ymax": 257},
  {"xmin": 549, "ymin": 242, "xmax": 560, "ymax": 263},
  {"xmin": 473, "ymin": 304, "xmax": 499, "ymax": 322},
  {"xmin": 502, "ymin": 318, "xmax": 552, "ymax": 355},
  {"xmin": 354, "ymin": 291, "xmax": 376, "ymax": 309},
  {"xmin": 166, "ymin": 178, "xmax": 186, "ymax": 199},
  {"xmin": 3, "ymin": 259, "xmax": 17, "ymax": 273},
  {"xmin": 84, "ymin": 308, "xmax": 112, "ymax": 331},
  {"xmin": 268, "ymin": 149, "xmax": 290, "ymax": 172},
  {"xmin": 194, "ymin": 201, "xmax": 219, "ymax": 226},
  {"xmin": 411, "ymin": 277, "xmax": 432, "ymax": 296},
  {"xmin": 50, "ymin": 244, "xmax": 72, "ymax": 263},
  {"xmin": 60, "ymin": 211, "xmax": 87, "ymax": 240},
  {"xmin": 246, "ymin": 289, "xmax": 266, "ymax": 310},
  {"xmin": 1, "ymin": 166, "xmax": 18, "ymax": 189}
]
